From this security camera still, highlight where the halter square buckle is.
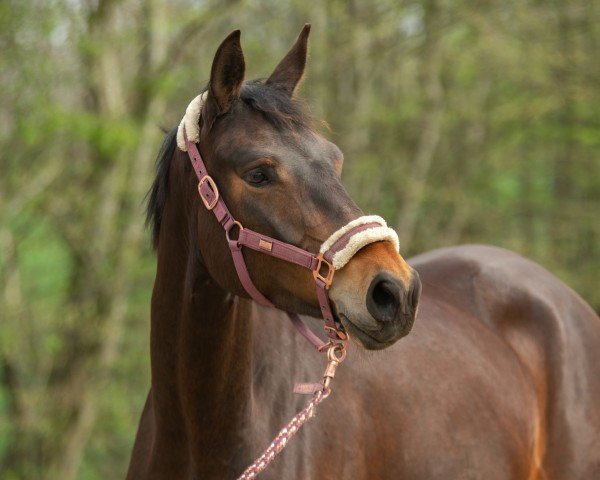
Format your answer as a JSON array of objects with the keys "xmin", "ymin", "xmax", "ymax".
[
  {"xmin": 198, "ymin": 175, "xmax": 219, "ymax": 210},
  {"xmin": 313, "ymin": 253, "xmax": 335, "ymax": 287}
]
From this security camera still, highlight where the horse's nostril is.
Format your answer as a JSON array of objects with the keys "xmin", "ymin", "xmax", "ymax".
[
  {"xmin": 373, "ymin": 281, "xmax": 397, "ymax": 311},
  {"xmin": 367, "ymin": 274, "xmax": 402, "ymax": 322}
]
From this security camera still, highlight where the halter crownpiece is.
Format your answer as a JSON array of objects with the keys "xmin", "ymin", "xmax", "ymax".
[{"xmin": 176, "ymin": 91, "xmax": 208, "ymax": 151}]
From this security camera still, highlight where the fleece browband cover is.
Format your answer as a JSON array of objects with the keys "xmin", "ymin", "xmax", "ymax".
[{"xmin": 320, "ymin": 215, "xmax": 400, "ymax": 270}]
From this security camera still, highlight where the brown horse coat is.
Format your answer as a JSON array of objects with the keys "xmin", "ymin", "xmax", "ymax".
[{"xmin": 126, "ymin": 27, "xmax": 600, "ymax": 480}]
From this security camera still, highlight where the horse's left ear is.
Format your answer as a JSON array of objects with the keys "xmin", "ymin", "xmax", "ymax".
[{"xmin": 266, "ymin": 24, "xmax": 311, "ymax": 96}]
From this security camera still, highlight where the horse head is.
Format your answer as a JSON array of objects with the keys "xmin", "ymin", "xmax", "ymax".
[{"xmin": 182, "ymin": 26, "xmax": 420, "ymax": 350}]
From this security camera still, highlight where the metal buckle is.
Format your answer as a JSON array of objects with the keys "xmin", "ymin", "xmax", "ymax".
[
  {"xmin": 198, "ymin": 175, "xmax": 219, "ymax": 210},
  {"xmin": 313, "ymin": 253, "xmax": 335, "ymax": 287}
]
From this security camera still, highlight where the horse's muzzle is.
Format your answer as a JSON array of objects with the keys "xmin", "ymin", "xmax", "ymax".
[{"xmin": 333, "ymin": 267, "xmax": 420, "ymax": 350}]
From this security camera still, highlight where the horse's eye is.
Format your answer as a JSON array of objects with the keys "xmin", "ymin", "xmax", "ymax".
[{"xmin": 244, "ymin": 169, "xmax": 270, "ymax": 187}]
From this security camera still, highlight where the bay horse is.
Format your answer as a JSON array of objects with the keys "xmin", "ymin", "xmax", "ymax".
[{"xmin": 126, "ymin": 26, "xmax": 600, "ymax": 479}]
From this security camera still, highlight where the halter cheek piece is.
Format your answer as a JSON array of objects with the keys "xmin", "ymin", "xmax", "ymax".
[{"xmin": 177, "ymin": 93, "xmax": 400, "ymax": 350}]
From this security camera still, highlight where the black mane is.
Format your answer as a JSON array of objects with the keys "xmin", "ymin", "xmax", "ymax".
[
  {"xmin": 240, "ymin": 80, "xmax": 310, "ymax": 130},
  {"xmin": 146, "ymin": 127, "xmax": 177, "ymax": 249},
  {"xmin": 146, "ymin": 81, "xmax": 311, "ymax": 249}
]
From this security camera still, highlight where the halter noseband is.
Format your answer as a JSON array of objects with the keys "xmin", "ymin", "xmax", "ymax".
[{"xmin": 178, "ymin": 93, "xmax": 399, "ymax": 350}]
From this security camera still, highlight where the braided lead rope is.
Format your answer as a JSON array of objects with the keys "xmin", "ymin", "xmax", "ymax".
[
  {"xmin": 236, "ymin": 389, "xmax": 328, "ymax": 480},
  {"xmin": 237, "ymin": 342, "xmax": 347, "ymax": 480}
]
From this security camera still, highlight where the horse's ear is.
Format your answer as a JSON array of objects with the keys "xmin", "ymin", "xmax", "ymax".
[
  {"xmin": 266, "ymin": 24, "xmax": 310, "ymax": 96},
  {"xmin": 205, "ymin": 30, "xmax": 245, "ymax": 121}
]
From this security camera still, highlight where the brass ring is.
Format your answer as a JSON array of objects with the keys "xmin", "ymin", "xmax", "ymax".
[
  {"xmin": 225, "ymin": 220, "xmax": 244, "ymax": 243},
  {"xmin": 327, "ymin": 343, "xmax": 347, "ymax": 363}
]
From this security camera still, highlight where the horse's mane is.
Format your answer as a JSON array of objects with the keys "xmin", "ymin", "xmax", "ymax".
[{"xmin": 146, "ymin": 80, "xmax": 311, "ymax": 249}]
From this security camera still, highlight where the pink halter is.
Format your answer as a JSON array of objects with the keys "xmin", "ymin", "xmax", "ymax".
[
  {"xmin": 181, "ymin": 115, "xmax": 402, "ymax": 478},
  {"xmin": 183, "ymin": 127, "xmax": 397, "ymax": 349}
]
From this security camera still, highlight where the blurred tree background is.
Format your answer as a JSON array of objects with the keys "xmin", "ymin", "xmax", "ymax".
[{"xmin": 0, "ymin": 0, "xmax": 598, "ymax": 478}]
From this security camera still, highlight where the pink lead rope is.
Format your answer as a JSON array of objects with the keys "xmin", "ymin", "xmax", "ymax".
[
  {"xmin": 237, "ymin": 389, "xmax": 327, "ymax": 480},
  {"xmin": 183, "ymin": 127, "xmax": 385, "ymax": 477}
]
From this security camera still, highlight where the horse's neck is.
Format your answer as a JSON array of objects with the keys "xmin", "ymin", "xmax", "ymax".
[
  {"xmin": 148, "ymin": 169, "xmax": 316, "ymax": 475},
  {"xmin": 150, "ymin": 210, "xmax": 257, "ymax": 472}
]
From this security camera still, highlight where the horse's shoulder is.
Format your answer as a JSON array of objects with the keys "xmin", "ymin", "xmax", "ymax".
[
  {"xmin": 395, "ymin": 245, "xmax": 600, "ymax": 474},
  {"xmin": 409, "ymin": 245, "xmax": 600, "ymax": 391},
  {"xmin": 408, "ymin": 244, "xmax": 600, "ymax": 360}
]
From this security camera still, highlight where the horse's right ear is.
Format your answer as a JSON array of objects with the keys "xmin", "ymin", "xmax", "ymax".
[{"xmin": 204, "ymin": 30, "xmax": 245, "ymax": 128}]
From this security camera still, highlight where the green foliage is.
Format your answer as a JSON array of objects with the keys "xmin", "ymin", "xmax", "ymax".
[{"xmin": 0, "ymin": 0, "xmax": 599, "ymax": 479}]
